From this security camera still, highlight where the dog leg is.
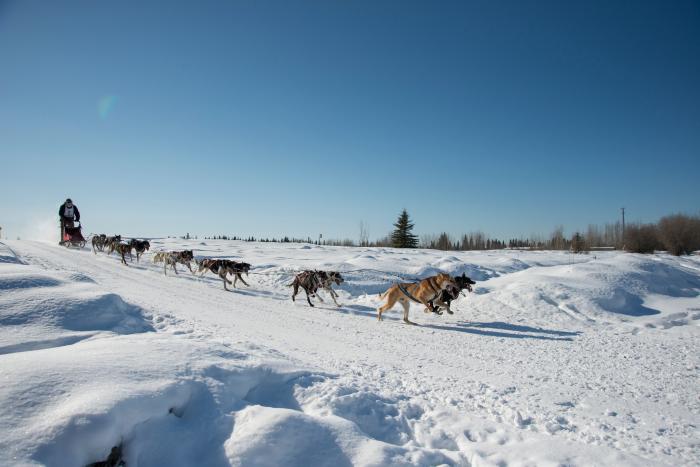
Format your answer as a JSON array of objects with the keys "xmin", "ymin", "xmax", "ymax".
[
  {"xmin": 237, "ymin": 274, "xmax": 249, "ymax": 287},
  {"xmin": 401, "ymin": 300, "xmax": 416, "ymax": 325},
  {"xmin": 445, "ymin": 300, "xmax": 454, "ymax": 314},
  {"xmin": 328, "ymin": 287, "xmax": 341, "ymax": 307},
  {"xmin": 377, "ymin": 299, "xmax": 394, "ymax": 321},
  {"xmin": 420, "ymin": 298, "xmax": 441, "ymax": 315},
  {"xmin": 220, "ymin": 271, "xmax": 232, "ymax": 290},
  {"xmin": 305, "ymin": 288, "xmax": 314, "ymax": 307}
]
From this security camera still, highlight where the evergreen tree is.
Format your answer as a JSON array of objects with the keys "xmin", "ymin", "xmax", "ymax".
[
  {"xmin": 571, "ymin": 232, "xmax": 586, "ymax": 253},
  {"xmin": 391, "ymin": 209, "xmax": 419, "ymax": 248}
]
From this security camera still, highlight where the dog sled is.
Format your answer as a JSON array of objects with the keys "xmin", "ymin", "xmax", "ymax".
[{"xmin": 60, "ymin": 221, "xmax": 86, "ymax": 248}]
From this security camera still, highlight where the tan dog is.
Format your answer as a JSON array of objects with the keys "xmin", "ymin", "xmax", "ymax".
[{"xmin": 377, "ymin": 273, "xmax": 457, "ymax": 325}]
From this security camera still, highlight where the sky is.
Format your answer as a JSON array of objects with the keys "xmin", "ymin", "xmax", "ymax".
[{"xmin": 1, "ymin": 0, "xmax": 698, "ymax": 242}]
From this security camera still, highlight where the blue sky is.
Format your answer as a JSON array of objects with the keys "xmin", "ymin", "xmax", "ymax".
[{"xmin": 1, "ymin": 0, "xmax": 698, "ymax": 241}]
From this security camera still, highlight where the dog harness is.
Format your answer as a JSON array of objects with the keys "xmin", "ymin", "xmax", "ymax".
[
  {"xmin": 397, "ymin": 283, "xmax": 421, "ymax": 303},
  {"xmin": 397, "ymin": 282, "xmax": 441, "ymax": 308}
]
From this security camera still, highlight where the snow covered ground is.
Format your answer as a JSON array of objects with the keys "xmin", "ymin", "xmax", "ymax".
[{"xmin": 1, "ymin": 239, "xmax": 698, "ymax": 466}]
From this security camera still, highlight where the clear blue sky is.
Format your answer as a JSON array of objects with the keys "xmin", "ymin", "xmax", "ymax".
[{"xmin": 1, "ymin": 0, "xmax": 698, "ymax": 241}]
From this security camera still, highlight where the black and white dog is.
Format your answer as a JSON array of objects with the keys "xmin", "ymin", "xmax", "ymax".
[
  {"xmin": 196, "ymin": 259, "xmax": 251, "ymax": 291},
  {"xmin": 290, "ymin": 270, "xmax": 344, "ymax": 307},
  {"xmin": 129, "ymin": 239, "xmax": 150, "ymax": 262}
]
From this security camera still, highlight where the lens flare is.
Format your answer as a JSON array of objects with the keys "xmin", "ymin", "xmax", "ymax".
[{"xmin": 98, "ymin": 95, "xmax": 118, "ymax": 119}]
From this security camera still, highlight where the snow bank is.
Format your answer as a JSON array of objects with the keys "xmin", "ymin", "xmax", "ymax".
[
  {"xmin": 468, "ymin": 252, "xmax": 700, "ymax": 330},
  {"xmin": 0, "ymin": 262, "xmax": 153, "ymax": 355}
]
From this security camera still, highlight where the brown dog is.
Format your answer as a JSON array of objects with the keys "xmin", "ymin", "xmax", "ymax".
[
  {"xmin": 104, "ymin": 235, "xmax": 122, "ymax": 255},
  {"xmin": 377, "ymin": 272, "xmax": 457, "ymax": 324},
  {"xmin": 114, "ymin": 243, "xmax": 134, "ymax": 265}
]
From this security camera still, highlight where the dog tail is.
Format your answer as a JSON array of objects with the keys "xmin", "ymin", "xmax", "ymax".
[
  {"xmin": 377, "ymin": 290, "xmax": 386, "ymax": 300},
  {"xmin": 287, "ymin": 276, "xmax": 299, "ymax": 287}
]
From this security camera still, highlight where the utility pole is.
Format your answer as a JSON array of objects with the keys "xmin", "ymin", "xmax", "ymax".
[{"xmin": 621, "ymin": 207, "xmax": 626, "ymax": 248}]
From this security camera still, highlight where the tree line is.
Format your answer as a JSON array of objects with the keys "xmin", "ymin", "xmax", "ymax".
[{"xmin": 200, "ymin": 209, "xmax": 700, "ymax": 256}]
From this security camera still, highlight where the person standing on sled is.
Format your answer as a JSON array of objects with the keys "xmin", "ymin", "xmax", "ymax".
[{"xmin": 59, "ymin": 198, "xmax": 80, "ymax": 242}]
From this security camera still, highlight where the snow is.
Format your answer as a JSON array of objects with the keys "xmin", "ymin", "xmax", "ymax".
[{"xmin": 0, "ymin": 239, "xmax": 698, "ymax": 466}]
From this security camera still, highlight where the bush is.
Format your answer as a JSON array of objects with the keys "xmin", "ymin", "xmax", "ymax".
[
  {"xmin": 658, "ymin": 214, "xmax": 700, "ymax": 256},
  {"xmin": 624, "ymin": 223, "xmax": 661, "ymax": 254}
]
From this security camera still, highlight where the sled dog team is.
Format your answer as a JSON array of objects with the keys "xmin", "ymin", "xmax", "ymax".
[{"xmin": 90, "ymin": 234, "xmax": 476, "ymax": 324}]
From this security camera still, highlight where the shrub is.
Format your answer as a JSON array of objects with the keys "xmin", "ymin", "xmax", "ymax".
[
  {"xmin": 624, "ymin": 223, "xmax": 661, "ymax": 254},
  {"xmin": 658, "ymin": 214, "xmax": 700, "ymax": 256}
]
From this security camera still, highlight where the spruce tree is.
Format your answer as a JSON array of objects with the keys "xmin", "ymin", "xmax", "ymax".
[{"xmin": 391, "ymin": 209, "xmax": 419, "ymax": 248}]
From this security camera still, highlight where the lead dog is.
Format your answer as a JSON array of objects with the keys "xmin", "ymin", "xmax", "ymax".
[
  {"xmin": 153, "ymin": 250, "xmax": 194, "ymax": 275},
  {"xmin": 376, "ymin": 273, "xmax": 457, "ymax": 324},
  {"xmin": 427, "ymin": 273, "xmax": 476, "ymax": 314},
  {"xmin": 290, "ymin": 270, "xmax": 344, "ymax": 307}
]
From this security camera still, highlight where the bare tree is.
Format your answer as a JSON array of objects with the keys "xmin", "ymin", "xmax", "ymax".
[
  {"xmin": 359, "ymin": 221, "xmax": 369, "ymax": 247},
  {"xmin": 549, "ymin": 226, "xmax": 567, "ymax": 250},
  {"xmin": 624, "ymin": 223, "xmax": 661, "ymax": 254},
  {"xmin": 658, "ymin": 214, "xmax": 700, "ymax": 255}
]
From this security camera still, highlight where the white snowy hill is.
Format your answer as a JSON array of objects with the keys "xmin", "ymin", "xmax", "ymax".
[{"xmin": 1, "ymin": 239, "xmax": 698, "ymax": 466}]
